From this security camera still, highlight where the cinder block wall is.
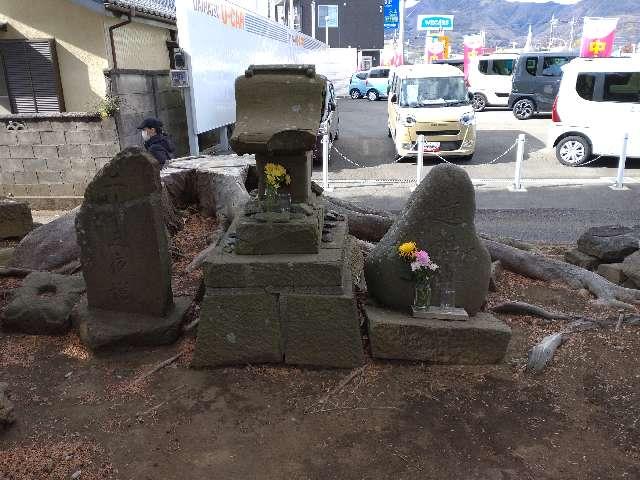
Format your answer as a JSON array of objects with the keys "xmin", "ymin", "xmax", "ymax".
[
  {"xmin": 0, "ymin": 113, "xmax": 119, "ymax": 198},
  {"xmin": 109, "ymin": 70, "xmax": 189, "ymax": 158}
]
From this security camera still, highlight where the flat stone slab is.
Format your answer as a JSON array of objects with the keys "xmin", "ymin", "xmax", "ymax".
[
  {"xmin": 367, "ymin": 306, "xmax": 511, "ymax": 365},
  {"xmin": 74, "ymin": 296, "xmax": 191, "ymax": 350},
  {"xmin": 2, "ymin": 272, "xmax": 85, "ymax": 335},
  {"xmin": 412, "ymin": 306, "xmax": 469, "ymax": 321}
]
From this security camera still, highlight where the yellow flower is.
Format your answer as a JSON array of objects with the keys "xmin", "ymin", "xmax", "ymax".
[
  {"xmin": 285, "ymin": 174, "xmax": 291, "ymax": 185},
  {"xmin": 398, "ymin": 241, "xmax": 417, "ymax": 258}
]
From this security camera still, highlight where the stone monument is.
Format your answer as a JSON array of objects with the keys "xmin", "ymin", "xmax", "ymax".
[
  {"xmin": 193, "ymin": 65, "xmax": 364, "ymax": 368},
  {"xmin": 73, "ymin": 147, "xmax": 191, "ymax": 349},
  {"xmin": 365, "ymin": 164, "xmax": 511, "ymax": 364}
]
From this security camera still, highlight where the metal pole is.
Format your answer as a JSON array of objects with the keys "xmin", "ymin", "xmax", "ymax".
[
  {"xmin": 183, "ymin": 53, "xmax": 199, "ymax": 156},
  {"xmin": 398, "ymin": 0, "xmax": 405, "ymax": 64},
  {"xmin": 512, "ymin": 134, "xmax": 526, "ymax": 191},
  {"xmin": 613, "ymin": 132, "xmax": 629, "ymax": 190},
  {"xmin": 416, "ymin": 134, "xmax": 424, "ymax": 186},
  {"xmin": 325, "ymin": 16, "xmax": 329, "ymax": 46},
  {"xmin": 322, "ymin": 133, "xmax": 330, "ymax": 191},
  {"xmin": 311, "ymin": 0, "xmax": 316, "ymax": 39},
  {"xmin": 289, "ymin": 0, "xmax": 294, "ymax": 29}
]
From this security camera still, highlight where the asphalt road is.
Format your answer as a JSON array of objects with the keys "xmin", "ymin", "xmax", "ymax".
[
  {"xmin": 315, "ymin": 98, "xmax": 640, "ymax": 243},
  {"xmin": 319, "ymin": 98, "xmax": 640, "ymax": 182}
]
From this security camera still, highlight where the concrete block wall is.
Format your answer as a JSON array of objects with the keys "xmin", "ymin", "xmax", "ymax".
[
  {"xmin": 109, "ymin": 70, "xmax": 189, "ymax": 158},
  {"xmin": 0, "ymin": 113, "xmax": 119, "ymax": 198}
]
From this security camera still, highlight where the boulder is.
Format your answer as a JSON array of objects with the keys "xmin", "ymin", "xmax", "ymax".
[
  {"xmin": 2, "ymin": 272, "xmax": 86, "ymax": 335},
  {"xmin": 0, "ymin": 199, "xmax": 33, "ymax": 239},
  {"xmin": 622, "ymin": 251, "xmax": 640, "ymax": 287},
  {"xmin": 597, "ymin": 263, "xmax": 627, "ymax": 285},
  {"xmin": 8, "ymin": 209, "xmax": 81, "ymax": 274},
  {"xmin": 564, "ymin": 248, "xmax": 600, "ymax": 270},
  {"xmin": 364, "ymin": 164, "xmax": 490, "ymax": 315},
  {"xmin": 0, "ymin": 382, "xmax": 15, "ymax": 429},
  {"xmin": 0, "ymin": 247, "xmax": 14, "ymax": 267},
  {"xmin": 577, "ymin": 225, "xmax": 639, "ymax": 261}
]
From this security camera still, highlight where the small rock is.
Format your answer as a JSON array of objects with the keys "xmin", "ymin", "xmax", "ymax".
[
  {"xmin": 597, "ymin": 263, "xmax": 627, "ymax": 285},
  {"xmin": 564, "ymin": 248, "xmax": 600, "ymax": 270},
  {"xmin": 71, "ymin": 469, "xmax": 82, "ymax": 479},
  {"xmin": 622, "ymin": 251, "xmax": 640, "ymax": 287},
  {"xmin": 577, "ymin": 289, "xmax": 591, "ymax": 298},
  {"xmin": 0, "ymin": 383, "xmax": 16, "ymax": 429},
  {"xmin": 577, "ymin": 225, "xmax": 639, "ymax": 261},
  {"xmin": 65, "ymin": 371, "xmax": 73, "ymax": 379}
]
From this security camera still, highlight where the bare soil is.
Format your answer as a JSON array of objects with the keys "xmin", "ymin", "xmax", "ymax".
[{"xmin": 1, "ymin": 217, "xmax": 639, "ymax": 480}]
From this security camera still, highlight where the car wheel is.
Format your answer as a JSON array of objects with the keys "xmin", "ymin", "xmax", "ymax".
[
  {"xmin": 556, "ymin": 135, "xmax": 591, "ymax": 166},
  {"xmin": 367, "ymin": 89, "xmax": 379, "ymax": 101},
  {"xmin": 472, "ymin": 93, "xmax": 487, "ymax": 112},
  {"xmin": 350, "ymin": 88, "xmax": 361, "ymax": 99},
  {"xmin": 513, "ymin": 98, "xmax": 535, "ymax": 120}
]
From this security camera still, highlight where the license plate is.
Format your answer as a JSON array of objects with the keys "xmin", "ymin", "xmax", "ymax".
[{"xmin": 423, "ymin": 142, "xmax": 441, "ymax": 152}]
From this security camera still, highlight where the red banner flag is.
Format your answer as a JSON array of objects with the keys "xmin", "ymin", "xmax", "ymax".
[{"xmin": 580, "ymin": 17, "xmax": 618, "ymax": 58}]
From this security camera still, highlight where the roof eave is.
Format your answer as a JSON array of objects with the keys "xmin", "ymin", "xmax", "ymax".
[{"xmin": 104, "ymin": 1, "xmax": 176, "ymax": 25}]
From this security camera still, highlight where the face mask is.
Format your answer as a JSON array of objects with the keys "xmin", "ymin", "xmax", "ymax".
[{"xmin": 141, "ymin": 130, "xmax": 151, "ymax": 141}]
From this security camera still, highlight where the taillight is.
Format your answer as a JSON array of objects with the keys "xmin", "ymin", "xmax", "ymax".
[{"xmin": 552, "ymin": 96, "xmax": 561, "ymax": 122}]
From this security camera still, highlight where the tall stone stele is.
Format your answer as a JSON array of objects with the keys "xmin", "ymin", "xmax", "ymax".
[{"xmin": 74, "ymin": 147, "xmax": 190, "ymax": 349}]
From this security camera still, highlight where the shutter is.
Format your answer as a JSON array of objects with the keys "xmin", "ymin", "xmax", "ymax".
[
  {"xmin": 0, "ymin": 40, "xmax": 64, "ymax": 114},
  {"xmin": 0, "ymin": 42, "xmax": 36, "ymax": 113},
  {"xmin": 28, "ymin": 40, "xmax": 63, "ymax": 113}
]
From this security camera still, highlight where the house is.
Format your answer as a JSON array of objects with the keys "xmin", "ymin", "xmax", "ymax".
[{"xmin": 0, "ymin": 0, "xmax": 187, "ymax": 200}]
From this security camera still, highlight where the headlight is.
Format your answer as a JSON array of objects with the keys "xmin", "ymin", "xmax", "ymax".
[
  {"xmin": 401, "ymin": 143, "xmax": 414, "ymax": 150},
  {"xmin": 402, "ymin": 115, "xmax": 417, "ymax": 127},
  {"xmin": 459, "ymin": 112, "xmax": 475, "ymax": 126}
]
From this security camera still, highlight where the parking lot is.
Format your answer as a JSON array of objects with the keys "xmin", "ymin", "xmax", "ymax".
[{"xmin": 317, "ymin": 98, "xmax": 640, "ymax": 184}]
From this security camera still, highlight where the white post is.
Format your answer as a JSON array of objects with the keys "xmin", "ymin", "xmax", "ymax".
[
  {"xmin": 322, "ymin": 133, "xmax": 330, "ymax": 191},
  {"xmin": 289, "ymin": 0, "xmax": 294, "ymax": 29},
  {"xmin": 398, "ymin": 0, "xmax": 405, "ymax": 64},
  {"xmin": 325, "ymin": 16, "xmax": 329, "ymax": 46},
  {"xmin": 416, "ymin": 134, "xmax": 424, "ymax": 186},
  {"xmin": 311, "ymin": 1, "xmax": 316, "ymax": 39},
  {"xmin": 511, "ymin": 134, "xmax": 526, "ymax": 192},
  {"xmin": 612, "ymin": 132, "xmax": 629, "ymax": 190}
]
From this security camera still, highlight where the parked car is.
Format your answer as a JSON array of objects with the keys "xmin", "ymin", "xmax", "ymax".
[
  {"xmin": 508, "ymin": 51, "xmax": 577, "ymax": 119},
  {"xmin": 313, "ymin": 80, "xmax": 340, "ymax": 163},
  {"xmin": 547, "ymin": 57, "xmax": 640, "ymax": 166},
  {"xmin": 364, "ymin": 67, "xmax": 391, "ymax": 101},
  {"xmin": 387, "ymin": 64, "xmax": 476, "ymax": 161},
  {"xmin": 349, "ymin": 71, "xmax": 369, "ymax": 99},
  {"xmin": 468, "ymin": 53, "xmax": 519, "ymax": 111}
]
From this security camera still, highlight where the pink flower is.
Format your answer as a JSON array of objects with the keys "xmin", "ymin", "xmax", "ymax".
[{"xmin": 414, "ymin": 250, "xmax": 430, "ymax": 265}]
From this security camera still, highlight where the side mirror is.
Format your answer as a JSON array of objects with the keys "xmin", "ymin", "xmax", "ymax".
[{"xmin": 390, "ymin": 93, "xmax": 398, "ymax": 103}]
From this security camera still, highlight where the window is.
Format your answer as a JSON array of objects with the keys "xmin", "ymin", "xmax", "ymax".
[
  {"xmin": 478, "ymin": 60, "xmax": 489, "ymax": 74},
  {"xmin": 525, "ymin": 57, "xmax": 538, "ymax": 76},
  {"xmin": 0, "ymin": 40, "xmax": 64, "ymax": 113},
  {"xmin": 356, "ymin": 72, "xmax": 368, "ymax": 80},
  {"xmin": 369, "ymin": 68, "xmax": 389, "ymax": 78},
  {"xmin": 318, "ymin": 5, "xmax": 338, "ymax": 28},
  {"xmin": 492, "ymin": 59, "xmax": 514, "ymax": 76},
  {"xmin": 603, "ymin": 72, "xmax": 640, "ymax": 102},
  {"xmin": 542, "ymin": 56, "xmax": 572, "ymax": 77},
  {"xmin": 0, "ymin": 55, "xmax": 10, "ymax": 114},
  {"xmin": 576, "ymin": 73, "xmax": 597, "ymax": 101}
]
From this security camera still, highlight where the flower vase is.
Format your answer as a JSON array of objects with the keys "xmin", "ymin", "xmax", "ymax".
[
  {"xmin": 263, "ymin": 186, "xmax": 279, "ymax": 213},
  {"xmin": 413, "ymin": 278, "xmax": 432, "ymax": 311}
]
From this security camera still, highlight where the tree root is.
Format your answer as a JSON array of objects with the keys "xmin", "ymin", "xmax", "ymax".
[{"xmin": 491, "ymin": 301, "xmax": 573, "ymax": 321}]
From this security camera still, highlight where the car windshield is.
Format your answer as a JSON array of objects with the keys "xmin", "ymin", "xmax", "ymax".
[{"xmin": 400, "ymin": 76, "xmax": 468, "ymax": 107}]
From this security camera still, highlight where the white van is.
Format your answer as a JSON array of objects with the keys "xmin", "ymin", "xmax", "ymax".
[
  {"xmin": 468, "ymin": 53, "xmax": 519, "ymax": 111},
  {"xmin": 547, "ymin": 57, "xmax": 640, "ymax": 166},
  {"xmin": 388, "ymin": 64, "xmax": 476, "ymax": 160}
]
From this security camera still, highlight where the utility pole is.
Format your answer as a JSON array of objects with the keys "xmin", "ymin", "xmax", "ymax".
[
  {"xmin": 569, "ymin": 17, "xmax": 576, "ymax": 49},
  {"xmin": 399, "ymin": 0, "xmax": 405, "ymax": 64},
  {"xmin": 289, "ymin": 0, "xmax": 294, "ymax": 29}
]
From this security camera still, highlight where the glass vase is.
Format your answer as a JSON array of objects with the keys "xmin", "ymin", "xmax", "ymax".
[
  {"xmin": 413, "ymin": 277, "xmax": 432, "ymax": 311},
  {"xmin": 263, "ymin": 186, "xmax": 279, "ymax": 213}
]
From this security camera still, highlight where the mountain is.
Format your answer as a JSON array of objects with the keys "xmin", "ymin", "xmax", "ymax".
[{"xmin": 403, "ymin": 0, "xmax": 640, "ymax": 52}]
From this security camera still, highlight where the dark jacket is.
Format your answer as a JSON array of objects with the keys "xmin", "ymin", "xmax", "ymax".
[{"xmin": 144, "ymin": 133, "xmax": 175, "ymax": 168}]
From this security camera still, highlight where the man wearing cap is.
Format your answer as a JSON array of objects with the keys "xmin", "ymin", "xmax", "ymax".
[{"xmin": 137, "ymin": 117, "xmax": 176, "ymax": 168}]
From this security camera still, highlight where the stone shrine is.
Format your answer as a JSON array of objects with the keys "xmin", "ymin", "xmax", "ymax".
[
  {"xmin": 74, "ymin": 147, "xmax": 190, "ymax": 349},
  {"xmin": 365, "ymin": 164, "xmax": 511, "ymax": 364},
  {"xmin": 193, "ymin": 65, "xmax": 364, "ymax": 368}
]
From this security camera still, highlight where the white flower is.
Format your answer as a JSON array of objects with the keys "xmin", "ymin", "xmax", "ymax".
[
  {"xmin": 428, "ymin": 262, "xmax": 439, "ymax": 271},
  {"xmin": 410, "ymin": 261, "xmax": 421, "ymax": 271}
]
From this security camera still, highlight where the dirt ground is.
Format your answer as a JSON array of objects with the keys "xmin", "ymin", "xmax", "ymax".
[{"xmin": 1, "ymin": 215, "xmax": 639, "ymax": 480}]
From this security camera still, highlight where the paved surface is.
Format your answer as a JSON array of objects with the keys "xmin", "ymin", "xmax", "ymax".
[
  {"xmin": 316, "ymin": 98, "xmax": 640, "ymax": 182},
  {"xmin": 316, "ymin": 98, "xmax": 640, "ymax": 243}
]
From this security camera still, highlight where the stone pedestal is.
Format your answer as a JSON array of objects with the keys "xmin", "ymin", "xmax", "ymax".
[
  {"xmin": 367, "ymin": 306, "xmax": 511, "ymax": 364},
  {"xmin": 193, "ymin": 218, "xmax": 364, "ymax": 369}
]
